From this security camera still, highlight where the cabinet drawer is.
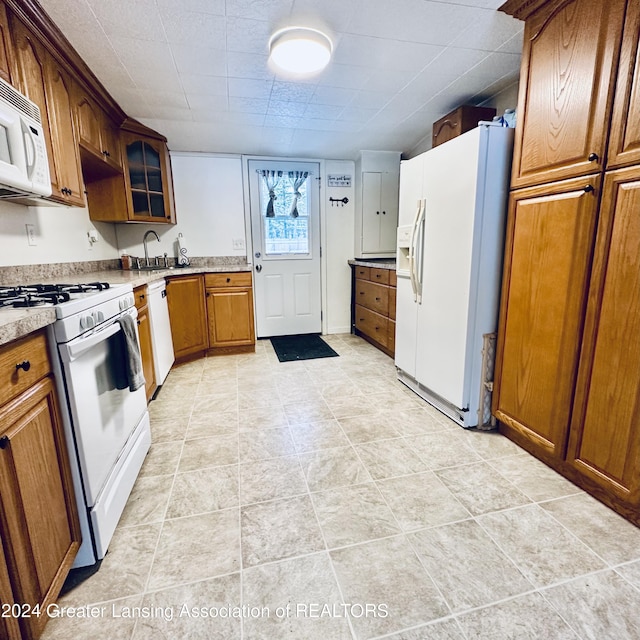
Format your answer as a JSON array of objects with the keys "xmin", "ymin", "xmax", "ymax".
[
  {"xmin": 388, "ymin": 320, "xmax": 396, "ymax": 354},
  {"xmin": 133, "ymin": 285, "xmax": 148, "ymax": 310},
  {"xmin": 355, "ymin": 304, "xmax": 388, "ymax": 348},
  {"xmin": 369, "ymin": 268, "xmax": 390, "ymax": 285},
  {"xmin": 355, "ymin": 280, "xmax": 389, "ymax": 316},
  {"xmin": 389, "ymin": 270, "xmax": 397, "ymax": 287},
  {"xmin": 205, "ymin": 272, "xmax": 252, "ymax": 288},
  {"xmin": 389, "ymin": 286, "xmax": 396, "ymax": 321},
  {"xmin": 354, "ymin": 266, "xmax": 370, "ymax": 280},
  {"xmin": 0, "ymin": 331, "xmax": 51, "ymax": 407}
]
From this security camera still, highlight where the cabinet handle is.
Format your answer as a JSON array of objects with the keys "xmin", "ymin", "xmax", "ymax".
[
  {"xmin": 140, "ymin": 294, "xmax": 145, "ymax": 300},
  {"xmin": 137, "ymin": 319, "xmax": 141, "ymax": 326},
  {"xmin": 375, "ymin": 297, "xmax": 381, "ymax": 301},
  {"xmin": 15, "ymin": 361, "xmax": 31, "ymax": 372},
  {"xmin": 226, "ymin": 277, "xmax": 231, "ymax": 283},
  {"xmin": 583, "ymin": 184, "xmax": 595, "ymax": 193},
  {"xmin": 588, "ymin": 153, "xmax": 599, "ymax": 162},
  {"xmin": 376, "ymin": 274, "xmax": 381, "ymax": 278},
  {"xmin": 359, "ymin": 291, "xmax": 364, "ymax": 295},
  {"xmin": 0, "ymin": 435, "xmax": 8, "ymax": 449}
]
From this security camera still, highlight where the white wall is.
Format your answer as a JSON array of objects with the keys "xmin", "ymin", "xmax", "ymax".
[
  {"xmin": 0, "ymin": 200, "xmax": 118, "ymax": 267},
  {"xmin": 322, "ymin": 160, "xmax": 355, "ymax": 335},
  {"xmin": 115, "ymin": 153, "xmax": 248, "ymax": 262}
]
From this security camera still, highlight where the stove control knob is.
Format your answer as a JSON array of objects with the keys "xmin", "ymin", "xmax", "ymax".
[
  {"xmin": 80, "ymin": 315, "xmax": 95, "ymax": 330},
  {"xmin": 96, "ymin": 311, "xmax": 104, "ymax": 323}
]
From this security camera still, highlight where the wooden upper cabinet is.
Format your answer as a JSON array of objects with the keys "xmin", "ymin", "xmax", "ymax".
[
  {"xmin": 510, "ymin": 0, "xmax": 626, "ymax": 189},
  {"xmin": 74, "ymin": 83, "xmax": 123, "ymax": 176},
  {"xmin": 0, "ymin": 2, "xmax": 15, "ymax": 84},
  {"xmin": 607, "ymin": 0, "xmax": 640, "ymax": 169},
  {"xmin": 10, "ymin": 15, "xmax": 83, "ymax": 206},
  {"xmin": 492, "ymin": 174, "xmax": 601, "ymax": 459},
  {"xmin": 567, "ymin": 166, "xmax": 640, "ymax": 510}
]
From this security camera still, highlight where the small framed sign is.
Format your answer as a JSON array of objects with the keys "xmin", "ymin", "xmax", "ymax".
[{"xmin": 327, "ymin": 174, "xmax": 352, "ymax": 188}]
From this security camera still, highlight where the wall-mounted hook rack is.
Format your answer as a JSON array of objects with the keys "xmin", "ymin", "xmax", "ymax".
[{"xmin": 329, "ymin": 197, "xmax": 349, "ymax": 207}]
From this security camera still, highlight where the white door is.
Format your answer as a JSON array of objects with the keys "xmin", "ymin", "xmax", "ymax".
[{"xmin": 248, "ymin": 160, "xmax": 321, "ymax": 337}]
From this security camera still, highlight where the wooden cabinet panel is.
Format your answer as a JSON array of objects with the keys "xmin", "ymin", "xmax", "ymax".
[
  {"xmin": 432, "ymin": 105, "xmax": 496, "ymax": 149},
  {"xmin": 134, "ymin": 286, "xmax": 156, "ymax": 401},
  {"xmin": 0, "ymin": 375, "xmax": 80, "ymax": 640},
  {"xmin": 0, "ymin": 535, "xmax": 21, "ymax": 640},
  {"xmin": 369, "ymin": 267, "xmax": 390, "ymax": 285},
  {"xmin": 206, "ymin": 288, "xmax": 255, "ymax": 348},
  {"xmin": 355, "ymin": 279, "xmax": 389, "ymax": 316},
  {"xmin": 166, "ymin": 275, "xmax": 208, "ymax": 361},
  {"xmin": 607, "ymin": 0, "xmax": 640, "ymax": 169},
  {"xmin": 355, "ymin": 304, "xmax": 388, "ymax": 348},
  {"xmin": 511, "ymin": 0, "xmax": 626, "ymax": 188},
  {"xmin": 0, "ymin": 2, "xmax": 14, "ymax": 84},
  {"xmin": 493, "ymin": 175, "xmax": 601, "ymax": 458},
  {"xmin": 567, "ymin": 167, "xmax": 640, "ymax": 508},
  {"xmin": 205, "ymin": 272, "xmax": 252, "ymax": 288},
  {"xmin": 0, "ymin": 331, "xmax": 49, "ymax": 407},
  {"xmin": 354, "ymin": 266, "xmax": 370, "ymax": 280}
]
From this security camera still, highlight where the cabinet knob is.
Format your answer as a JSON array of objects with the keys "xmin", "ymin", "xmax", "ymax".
[
  {"xmin": 226, "ymin": 277, "xmax": 231, "ymax": 283},
  {"xmin": 588, "ymin": 153, "xmax": 599, "ymax": 162},
  {"xmin": 583, "ymin": 184, "xmax": 595, "ymax": 193},
  {"xmin": 140, "ymin": 294, "xmax": 145, "ymax": 300},
  {"xmin": 375, "ymin": 297, "xmax": 381, "ymax": 301},
  {"xmin": 376, "ymin": 211, "xmax": 380, "ymax": 215},
  {"xmin": 382, "ymin": 211, "xmax": 386, "ymax": 215},
  {"xmin": 15, "ymin": 361, "xmax": 31, "ymax": 372},
  {"xmin": 0, "ymin": 435, "xmax": 8, "ymax": 449},
  {"xmin": 137, "ymin": 319, "xmax": 141, "ymax": 326}
]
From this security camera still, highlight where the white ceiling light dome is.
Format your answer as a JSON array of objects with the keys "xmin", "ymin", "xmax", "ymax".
[{"xmin": 268, "ymin": 27, "xmax": 333, "ymax": 75}]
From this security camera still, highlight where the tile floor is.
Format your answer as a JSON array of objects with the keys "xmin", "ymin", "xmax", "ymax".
[{"xmin": 43, "ymin": 335, "xmax": 640, "ymax": 640}]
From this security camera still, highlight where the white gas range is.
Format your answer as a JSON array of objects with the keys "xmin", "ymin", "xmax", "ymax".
[{"xmin": 0, "ymin": 280, "xmax": 151, "ymax": 567}]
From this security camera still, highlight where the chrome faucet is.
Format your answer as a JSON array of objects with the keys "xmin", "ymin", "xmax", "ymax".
[{"xmin": 143, "ymin": 230, "xmax": 160, "ymax": 266}]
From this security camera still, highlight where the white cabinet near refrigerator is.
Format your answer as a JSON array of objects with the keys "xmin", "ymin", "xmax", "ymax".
[
  {"xmin": 355, "ymin": 150, "xmax": 400, "ymax": 258},
  {"xmin": 395, "ymin": 124, "xmax": 514, "ymax": 428}
]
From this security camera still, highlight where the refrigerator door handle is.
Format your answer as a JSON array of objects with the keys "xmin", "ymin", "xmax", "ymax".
[
  {"xmin": 408, "ymin": 199, "xmax": 422, "ymax": 301},
  {"xmin": 414, "ymin": 198, "xmax": 426, "ymax": 303}
]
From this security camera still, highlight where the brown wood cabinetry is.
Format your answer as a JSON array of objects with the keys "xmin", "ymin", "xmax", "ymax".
[
  {"xmin": 508, "ymin": 0, "xmax": 626, "ymax": 189},
  {"xmin": 166, "ymin": 275, "xmax": 208, "ymax": 362},
  {"xmin": 0, "ymin": 2, "xmax": 15, "ymax": 84},
  {"xmin": 0, "ymin": 331, "xmax": 81, "ymax": 640},
  {"xmin": 10, "ymin": 15, "xmax": 84, "ymax": 206},
  {"xmin": 205, "ymin": 272, "xmax": 255, "ymax": 354},
  {"xmin": 432, "ymin": 105, "xmax": 496, "ymax": 149},
  {"xmin": 352, "ymin": 265, "xmax": 396, "ymax": 357},
  {"xmin": 495, "ymin": 0, "xmax": 640, "ymax": 524},
  {"xmin": 134, "ymin": 285, "xmax": 156, "ymax": 401}
]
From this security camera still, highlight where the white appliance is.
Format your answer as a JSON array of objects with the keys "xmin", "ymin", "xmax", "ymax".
[
  {"xmin": 147, "ymin": 279, "xmax": 174, "ymax": 386},
  {"xmin": 395, "ymin": 124, "xmax": 514, "ymax": 428},
  {"xmin": 43, "ymin": 282, "xmax": 151, "ymax": 567},
  {"xmin": 0, "ymin": 76, "xmax": 51, "ymax": 199}
]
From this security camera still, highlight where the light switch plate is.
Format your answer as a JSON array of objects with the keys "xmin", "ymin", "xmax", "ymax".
[
  {"xmin": 25, "ymin": 223, "xmax": 37, "ymax": 246},
  {"xmin": 232, "ymin": 238, "xmax": 245, "ymax": 250}
]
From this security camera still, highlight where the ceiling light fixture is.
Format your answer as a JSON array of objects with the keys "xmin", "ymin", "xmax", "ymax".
[{"xmin": 268, "ymin": 27, "xmax": 333, "ymax": 75}]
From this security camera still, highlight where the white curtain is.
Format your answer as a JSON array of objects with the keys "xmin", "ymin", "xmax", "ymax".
[
  {"xmin": 288, "ymin": 171, "xmax": 308, "ymax": 218},
  {"xmin": 261, "ymin": 170, "xmax": 283, "ymax": 217}
]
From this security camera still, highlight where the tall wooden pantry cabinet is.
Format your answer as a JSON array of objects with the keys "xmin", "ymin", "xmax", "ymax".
[{"xmin": 493, "ymin": 0, "xmax": 640, "ymax": 524}]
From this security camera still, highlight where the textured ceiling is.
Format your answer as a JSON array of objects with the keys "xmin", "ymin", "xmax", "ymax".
[{"xmin": 37, "ymin": 0, "xmax": 523, "ymax": 159}]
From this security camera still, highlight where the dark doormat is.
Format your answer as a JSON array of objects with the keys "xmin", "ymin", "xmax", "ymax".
[{"xmin": 270, "ymin": 334, "xmax": 339, "ymax": 363}]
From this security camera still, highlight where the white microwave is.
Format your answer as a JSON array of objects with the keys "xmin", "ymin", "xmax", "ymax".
[{"xmin": 0, "ymin": 76, "xmax": 51, "ymax": 200}]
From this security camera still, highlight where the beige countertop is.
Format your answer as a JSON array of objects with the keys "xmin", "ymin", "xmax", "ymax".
[
  {"xmin": 348, "ymin": 258, "xmax": 397, "ymax": 270},
  {"xmin": 0, "ymin": 263, "xmax": 252, "ymax": 347}
]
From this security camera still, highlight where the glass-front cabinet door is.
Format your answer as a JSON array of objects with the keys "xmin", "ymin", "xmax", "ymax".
[{"xmin": 122, "ymin": 132, "xmax": 175, "ymax": 223}]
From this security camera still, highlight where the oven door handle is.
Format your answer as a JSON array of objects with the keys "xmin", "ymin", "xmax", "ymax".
[{"xmin": 60, "ymin": 309, "xmax": 136, "ymax": 362}]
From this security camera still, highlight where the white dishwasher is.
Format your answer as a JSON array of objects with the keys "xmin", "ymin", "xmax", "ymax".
[{"xmin": 148, "ymin": 279, "xmax": 175, "ymax": 386}]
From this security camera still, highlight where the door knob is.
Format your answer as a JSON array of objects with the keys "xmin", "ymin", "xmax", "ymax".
[{"xmin": 255, "ymin": 264, "xmax": 262, "ymax": 272}]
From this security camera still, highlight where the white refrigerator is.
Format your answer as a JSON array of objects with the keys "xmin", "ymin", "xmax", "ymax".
[{"xmin": 395, "ymin": 123, "xmax": 513, "ymax": 428}]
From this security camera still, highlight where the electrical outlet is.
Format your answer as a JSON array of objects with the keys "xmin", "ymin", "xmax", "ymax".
[
  {"xmin": 232, "ymin": 238, "xmax": 245, "ymax": 250},
  {"xmin": 25, "ymin": 223, "xmax": 37, "ymax": 246}
]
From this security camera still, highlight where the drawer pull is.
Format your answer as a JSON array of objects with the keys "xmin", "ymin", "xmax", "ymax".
[
  {"xmin": 15, "ymin": 361, "xmax": 31, "ymax": 372},
  {"xmin": 588, "ymin": 152, "xmax": 599, "ymax": 162},
  {"xmin": 227, "ymin": 277, "xmax": 231, "ymax": 283},
  {"xmin": 376, "ymin": 274, "xmax": 381, "ymax": 278},
  {"xmin": 0, "ymin": 435, "xmax": 8, "ymax": 449},
  {"xmin": 375, "ymin": 297, "xmax": 381, "ymax": 301}
]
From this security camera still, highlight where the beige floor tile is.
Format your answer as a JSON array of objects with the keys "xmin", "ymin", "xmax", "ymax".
[
  {"xmin": 238, "ymin": 405, "xmax": 288, "ymax": 431},
  {"xmin": 139, "ymin": 442, "xmax": 182, "ymax": 477},
  {"xmin": 543, "ymin": 570, "xmax": 640, "ymax": 640},
  {"xmin": 299, "ymin": 446, "xmax": 372, "ymax": 491},
  {"xmin": 242, "ymin": 553, "xmax": 352, "ymax": 640},
  {"xmin": 149, "ymin": 417, "xmax": 189, "ymax": 443},
  {"xmin": 240, "ymin": 455, "xmax": 308, "ymax": 505},
  {"xmin": 435, "ymin": 461, "xmax": 531, "ymax": 516},
  {"xmin": 148, "ymin": 399, "xmax": 192, "ymax": 424},
  {"xmin": 330, "ymin": 536, "xmax": 449, "ymax": 638},
  {"xmin": 409, "ymin": 520, "xmax": 532, "ymax": 613},
  {"xmin": 318, "ymin": 378, "xmax": 363, "ymax": 399},
  {"xmin": 241, "ymin": 495, "xmax": 325, "ymax": 567},
  {"xmin": 377, "ymin": 472, "xmax": 471, "ymax": 532},
  {"xmin": 279, "ymin": 384, "xmax": 325, "ymax": 405},
  {"xmin": 147, "ymin": 509, "xmax": 240, "ymax": 590},
  {"xmin": 196, "ymin": 377, "xmax": 238, "ymax": 396},
  {"xmin": 58, "ymin": 524, "xmax": 161, "ymax": 606},
  {"xmin": 239, "ymin": 427, "xmax": 296, "ymax": 462},
  {"xmin": 477, "ymin": 504, "xmax": 606, "ymax": 588},
  {"xmin": 387, "ymin": 407, "xmax": 452, "ymax": 437},
  {"xmin": 40, "ymin": 596, "xmax": 142, "ymax": 640},
  {"xmin": 312, "ymin": 482, "xmax": 400, "ymax": 548},
  {"xmin": 132, "ymin": 573, "xmax": 241, "ymax": 640},
  {"xmin": 238, "ymin": 386, "xmax": 282, "ymax": 410},
  {"xmin": 166, "ymin": 465, "xmax": 239, "ymax": 518},
  {"xmin": 488, "ymin": 454, "xmax": 581, "ymax": 503},
  {"xmin": 325, "ymin": 394, "xmax": 383, "ymax": 419},
  {"xmin": 541, "ymin": 493, "xmax": 640, "ymax": 565},
  {"xmin": 406, "ymin": 431, "xmax": 482, "ymax": 470},
  {"xmin": 284, "ymin": 399, "xmax": 334, "ymax": 424},
  {"xmin": 384, "ymin": 619, "xmax": 466, "ymax": 640},
  {"xmin": 355, "ymin": 438, "xmax": 428, "ymax": 479},
  {"xmin": 454, "ymin": 592, "xmax": 579, "ymax": 639},
  {"xmin": 617, "ymin": 559, "xmax": 640, "ymax": 587},
  {"xmin": 192, "ymin": 392, "xmax": 238, "ymax": 414},
  {"xmin": 179, "ymin": 434, "xmax": 238, "ymax": 472},
  {"xmin": 458, "ymin": 429, "xmax": 526, "ymax": 460},
  {"xmin": 118, "ymin": 475, "xmax": 173, "ymax": 527},
  {"xmin": 338, "ymin": 413, "xmax": 402, "ymax": 444},
  {"xmin": 289, "ymin": 419, "xmax": 351, "ymax": 453},
  {"xmin": 186, "ymin": 410, "xmax": 238, "ymax": 438}
]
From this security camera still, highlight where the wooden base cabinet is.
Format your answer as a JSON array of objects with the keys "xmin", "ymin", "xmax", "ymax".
[
  {"xmin": 134, "ymin": 285, "xmax": 157, "ymax": 401},
  {"xmin": 205, "ymin": 273, "xmax": 255, "ymax": 354},
  {"xmin": 0, "ymin": 331, "xmax": 81, "ymax": 640},
  {"xmin": 166, "ymin": 275, "xmax": 208, "ymax": 363}
]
